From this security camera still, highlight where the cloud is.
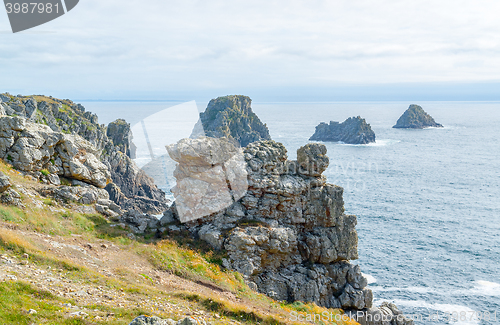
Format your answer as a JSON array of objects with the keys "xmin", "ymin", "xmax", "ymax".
[{"xmin": 1, "ymin": 0, "xmax": 500, "ymax": 99}]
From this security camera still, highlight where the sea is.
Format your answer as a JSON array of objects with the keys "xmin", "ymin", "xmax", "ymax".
[{"xmin": 80, "ymin": 100, "xmax": 500, "ymax": 325}]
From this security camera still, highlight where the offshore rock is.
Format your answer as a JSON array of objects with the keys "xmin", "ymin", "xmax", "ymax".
[
  {"xmin": 169, "ymin": 139, "xmax": 371, "ymax": 310},
  {"xmin": 393, "ymin": 104, "xmax": 443, "ymax": 129},
  {"xmin": 310, "ymin": 116, "xmax": 376, "ymax": 144},
  {"xmin": 200, "ymin": 95, "xmax": 271, "ymax": 147}
]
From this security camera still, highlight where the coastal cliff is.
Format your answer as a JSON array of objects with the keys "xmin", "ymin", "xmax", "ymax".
[
  {"xmin": 163, "ymin": 137, "xmax": 413, "ymax": 324},
  {"xmin": 310, "ymin": 117, "xmax": 375, "ymax": 145},
  {"xmin": 0, "ymin": 93, "xmax": 168, "ymax": 214}
]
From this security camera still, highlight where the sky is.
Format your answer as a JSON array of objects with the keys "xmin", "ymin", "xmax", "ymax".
[{"xmin": 1, "ymin": 0, "xmax": 500, "ymax": 102}]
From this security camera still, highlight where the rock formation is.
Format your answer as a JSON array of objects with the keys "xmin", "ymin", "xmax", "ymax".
[
  {"xmin": 200, "ymin": 95, "xmax": 271, "ymax": 147},
  {"xmin": 163, "ymin": 137, "xmax": 414, "ymax": 324},
  {"xmin": 0, "ymin": 93, "xmax": 168, "ymax": 214},
  {"xmin": 393, "ymin": 104, "xmax": 443, "ymax": 129},
  {"xmin": 165, "ymin": 138, "xmax": 371, "ymax": 310},
  {"xmin": 310, "ymin": 116, "xmax": 376, "ymax": 144},
  {"xmin": 0, "ymin": 116, "xmax": 110, "ymax": 188}
]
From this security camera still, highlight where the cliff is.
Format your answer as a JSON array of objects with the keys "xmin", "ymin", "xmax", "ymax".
[
  {"xmin": 393, "ymin": 104, "xmax": 443, "ymax": 129},
  {"xmin": 0, "ymin": 93, "xmax": 168, "ymax": 214},
  {"xmin": 200, "ymin": 95, "xmax": 271, "ymax": 147},
  {"xmin": 309, "ymin": 117, "xmax": 376, "ymax": 145}
]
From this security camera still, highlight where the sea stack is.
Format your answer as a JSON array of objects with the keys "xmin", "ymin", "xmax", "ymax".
[
  {"xmin": 393, "ymin": 104, "xmax": 443, "ymax": 129},
  {"xmin": 309, "ymin": 116, "xmax": 376, "ymax": 144},
  {"xmin": 200, "ymin": 95, "xmax": 271, "ymax": 147}
]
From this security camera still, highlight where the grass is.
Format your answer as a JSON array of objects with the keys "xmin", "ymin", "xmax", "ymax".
[{"xmin": 0, "ymin": 158, "xmax": 359, "ymax": 325}]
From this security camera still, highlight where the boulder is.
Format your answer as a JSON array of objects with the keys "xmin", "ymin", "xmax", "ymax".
[
  {"xmin": 199, "ymin": 95, "xmax": 271, "ymax": 147},
  {"xmin": 0, "ymin": 116, "xmax": 111, "ymax": 188},
  {"xmin": 0, "ymin": 171, "xmax": 11, "ymax": 193},
  {"xmin": 310, "ymin": 116, "xmax": 376, "ymax": 144},
  {"xmin": 166, "ymin": 137, "xmax": 247, "ymax": 223},
  {"xmin": 393, "ymin": 104, "xmax": 443, "ymax": 129}
]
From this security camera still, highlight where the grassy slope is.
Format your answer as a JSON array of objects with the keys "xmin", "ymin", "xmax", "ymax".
[{"xmin": 0, "ymin": 159, "xmax": 359, "ymax": 325}]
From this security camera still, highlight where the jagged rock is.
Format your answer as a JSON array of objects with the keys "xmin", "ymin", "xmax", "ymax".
[
  {"xmin": 129, "ymin": 315, "xmax": 172, "ymax": 325},
  {"xmin": 40, "ymin": 185, "xmax": 109, "ymax": 205},
  {"xmin": 107, "ymin": 119, "xmax": 135, "ymax": 158},
  {"xmin": 0, "ymin": 116, "xmax": 111, "ymax": 188},
  {"xmin": 166, "ymin": 137, "xmax": 247, "ymax": 223},
  {"xmin": 346, "ymin": 302, "xmax": 415, "ymax": 325},
  {"xmin": 200, "ymin": 95, "xmax": 271, "ymax": 147},
  {"xmin": 393, "ymin": 104, "xmax": 443, "ymax": 129},
  {"xmin": 1, "ymin": 93, "xmax": 168, "ymax": 214},
  {"xmin": 310, "ymin": 116, "xmax": 376, "ymax": 144},
  {"xmin": 171, "ymin": 140, "xmax": 369, "ymax": 310},
  {"xmin": 105, "ymin": 149, "xmax": 168, "ymax": 213},
  {"xmin": 120, "ymin": 210, "xmax": 160, "ymax": 233},
  {"xmin": 296, "ymin": 143, "xmax": 329, "ymax": 177},
  {"xmin": 0, "ymin": 188, "xmax": 23, "ymax": 206},
  {"xmin": 0, "ymin": 171, "xmax": 11, "ymax": 193}
]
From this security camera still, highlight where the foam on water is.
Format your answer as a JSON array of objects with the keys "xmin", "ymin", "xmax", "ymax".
[
  {"xmin": 362, "ymin": 273, "xmax": 377, "ymax": 284},
  {"xmin": 388, "ymin": 300, "xmax": 481, "ymax": 325}
]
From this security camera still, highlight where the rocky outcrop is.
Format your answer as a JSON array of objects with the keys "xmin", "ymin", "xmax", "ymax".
[
  {"xmin": 200, "ymin": 95, "xmax": 271, "ymax": 147},
  {"xmin": 107, "ymin": 119, "xmax": 135, "ymax": 158},
  {"xmin": 166, "ymin": 137, "xmax": 247, "ymax": 223},
  {"xmin": 393, "ymin": 104, "xmax": 443, "ymax": 129},
  {"xmin": 0, "ymin": 93, "xmax": 168, "ymax": 214},
  {"xmin": 166, "ymin": 138, "xmax": 372, "ymax": 310},
  {"xmin": 0, "ymin": 171, "xmax": 11, "ymax": 193},
  {"xmin": 310, "ymin": 116, "xmax": 376, "ymax": 144},
  {"xmin": 0, "ymin": 116, "xmax": 111, "ymax": 188}
]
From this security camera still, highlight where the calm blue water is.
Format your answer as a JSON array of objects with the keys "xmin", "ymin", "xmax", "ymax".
[{"xmin": 81, "ymin": 100, "xmax": 500, "ymax": 325}]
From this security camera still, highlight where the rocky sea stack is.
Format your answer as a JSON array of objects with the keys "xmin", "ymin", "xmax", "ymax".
[
  {"xmin": 309, "ymin": 116, "xmax": 375, "ymax": 144},
  {"xmin": 200, "ymin": 95, "xmax": 271, "ymax": 147},
  {"xmin": 393, "ymin": 104, "xmax": 443, "ymax": 129}
]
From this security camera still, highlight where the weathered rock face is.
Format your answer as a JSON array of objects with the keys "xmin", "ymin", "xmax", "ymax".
[
  {"xmin": 0, "ymin": 93, "xmax": 168, "ymax": 214},
  {"xmin": 166, "ymin": 137, "xmax": 247, "ymax": 223},
  {"xmin": 167, "ymin": 138, "xmax": 372, "ymax": 310},
  {"xmin": 0, "ymin": 116, "xmax": 111, "ymax": 188},
  {"xmin": 200, "ymin": 95, "xmax": 271, "ymax": 147},
  {"xmin": 310, "ymin": 116, "xmax": 376, "ymax": 145},
  {"xmin": 107, "ymin": 119, "xmax": 135, "ymax": 158},
  {"xmin": 393, "ymin": 104, "xmax": 443, "ymax": 129}
]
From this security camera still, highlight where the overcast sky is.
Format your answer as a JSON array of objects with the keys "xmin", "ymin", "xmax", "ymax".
[{"xmin": 1, "ymin": 0, "xmax": 500, "ymax": 101}]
